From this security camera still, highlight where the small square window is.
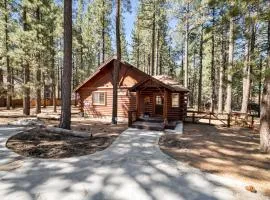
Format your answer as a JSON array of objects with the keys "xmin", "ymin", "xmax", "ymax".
[
  {"xmin": 172, "ymin": 93, "xmax": 179, "ymax": 107},
  {"xmin": 92, "ymin": 92, "xmax": 106, "ymax": 105}
]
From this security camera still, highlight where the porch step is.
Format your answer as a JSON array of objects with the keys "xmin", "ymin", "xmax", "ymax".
[
  {"xmin": 137, "ymin": 117, "xmax": 163, "ymax": 123},
  {"xmin": 131, "ymin": 121, "xmax": 165, "ymax": 131}
]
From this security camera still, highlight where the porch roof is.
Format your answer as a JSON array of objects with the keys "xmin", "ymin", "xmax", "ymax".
[{"xmin": 129, "ymin": 75, "xmax": 189, "ymax": 92}]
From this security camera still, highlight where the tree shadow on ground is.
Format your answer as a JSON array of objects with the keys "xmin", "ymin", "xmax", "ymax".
[
  {"xmin": 1, "ymin": 127, "xmax": 261, "ymax": 200},
  {"xmin": 159, "ymin": 123, "xmax": 270, "ymax": 196}
]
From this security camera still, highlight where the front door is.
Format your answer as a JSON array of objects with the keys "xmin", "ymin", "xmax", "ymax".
[{"xmin": 155, "ymin": 95, "xmax": 163, "ymax": 115}]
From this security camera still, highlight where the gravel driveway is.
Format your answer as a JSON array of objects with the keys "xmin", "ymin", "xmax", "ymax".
[{"xmin": 0, "ymin": 126, "xmax": 266, "ymax": 200}]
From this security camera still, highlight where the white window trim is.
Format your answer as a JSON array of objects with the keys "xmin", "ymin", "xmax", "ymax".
[
  {"xmin": 171, "ymin": 93, "xmax": 180, "ymax": 108},
  {"xmin": 92, "ymin": 91, "xmax": 106, "ymax": 106}
]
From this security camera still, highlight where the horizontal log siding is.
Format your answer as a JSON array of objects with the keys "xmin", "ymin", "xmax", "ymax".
[
  {"xmin": 167, "ymin": 92, "xmax": 187, "ymax": 120},
  {"xmin": 79, "ymin": 88, "xmax": 136, "ymax": 118}
]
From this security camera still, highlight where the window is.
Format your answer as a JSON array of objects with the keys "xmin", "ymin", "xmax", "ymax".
[
  {"xmin": 172, "ymin": 93, "xmax": 179, "ymax": 107},
  {"xmin": 156, "ymin": 96, "xmax": 163, "ymax": 105},
  {"xmin": 92, "ymin": 92, "xmax": 106, "ymax": 105}
]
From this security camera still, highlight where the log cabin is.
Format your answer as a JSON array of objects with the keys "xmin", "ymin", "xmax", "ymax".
[{"xmin": 75, "ymin": 57, "xmax": 189, "ymax": 130}]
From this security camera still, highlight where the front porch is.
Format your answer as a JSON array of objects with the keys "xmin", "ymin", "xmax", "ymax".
[{"xmin": 127, "ymin": 76, "xmax": 189, "ymax": 131}]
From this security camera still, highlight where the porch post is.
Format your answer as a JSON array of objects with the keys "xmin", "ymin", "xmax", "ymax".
[
  {"xmin": 163, "ymin": 90, "xmax": 168, "ymax": 124},
  {"xmin": 136, "ymin": 91, "xmax": 140, "ymax": 117}
]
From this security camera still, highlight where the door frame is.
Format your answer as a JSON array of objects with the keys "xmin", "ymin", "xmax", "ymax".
[{"xmin": 153, "ymin": 93, "xmax": 164, "ymax": 116}]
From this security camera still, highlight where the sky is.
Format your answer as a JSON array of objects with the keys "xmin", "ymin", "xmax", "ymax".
[{"xmin": 123, "ymin": 0, "xmax": 138, "ymax": 50}]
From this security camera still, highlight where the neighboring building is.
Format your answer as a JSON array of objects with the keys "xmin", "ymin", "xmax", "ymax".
[{"xmin": 75, "ymin": 57, "xmax": 189, "ymax": 123}]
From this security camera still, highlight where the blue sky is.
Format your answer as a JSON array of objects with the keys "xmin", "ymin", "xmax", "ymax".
[{"xmin": 123, "ymin": 0, "xmax": 138, "ymax": 49}]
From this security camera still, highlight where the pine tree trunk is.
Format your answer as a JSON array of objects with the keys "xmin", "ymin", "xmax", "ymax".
[
  {"xmin": 11, "ymin": 68, "xmax": 14, "ymax": 108},
  {"xmin": 148, "ymin": 54, "xmax": 151, "ymax": 74},
  {"xmin": 191, "ymin": 48, "xmax": 196, "ymax": 107},
  {"xmin": 5, "ymin": 0, "xmax": 12, "ymax": 110},
  {"xmin": 198, "ymin": 27, "xmax": 203, "ymax": 111},
  {"xmin": 151, "ymin": 3, "xmax": 156, "ymax": 76},
  {"xmin": 136, "ymin": 35, "xmax": 140, "ymax": 68},
  {"xmin": 143, "ymin": 53, "xmax": 146, "ymax": 72},
  {"xmin": 210, "ymin": 8, "xmax": 215, "ymax": 113},
  {"xmin": 241, "ymin": 42, "xmax": 251, "ymax": 114},
  {"xmin": 225, "ymin": 17, "xmax": 234, "ymax": 114},
  {"xmin": 112, "ymin": 0, "xmax": 121, "ymax": 124},
  {"xmin": 159, "ymin": 53, "xmax": 162, "ymax": 75},
  {"xmin": 50, "ymin": 25, "xmax": 57, "ymax": 113},
  {"xmin": 180, "ymin": 47, "xmax": 184, "ymax": 84},
  {"xmin": 258, "ymin": 57, "xmax": 262, "ymax": 116},
  {"xmin": 218, "ymin": 30, "xmax": 225, "ymax": 113},
  {"xmin": 260, "ymin": 21, "xmax": 270, "ymax": 152},
  {"xmin": 35, "ymin": 7, "xmax": 41, "ymax": 114},
  {"xmin": 23, "ymin": 7, "xmax": 30, "ymax": 116},
  {"xmin": 241, "ymin": 21, "xmax": 255, "ymax": 114},
  {"xmin": 102, "ymin": 0, "xmax": 105, "ymax": 63},
  {"xmin": 155, "ymin": 28, "xmax": 160, "ymax": 75},
  {"xmin": 0, "ymin": 68, "xmax": 3, "ymax": 103},
  {"xmin": 59, "ymin": 0, "xmax": 72, "ymax": 129},
  {"xmin": 184, "ymin": 3, "xmax": 189, "ymax": 88},
  {"xmin": 43, "ymin": 73, "xmax": 46, "ymax": 108}
]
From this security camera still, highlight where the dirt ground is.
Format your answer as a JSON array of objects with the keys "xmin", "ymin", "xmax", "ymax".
[
  {"xmin": 6, "ymin": 120, "xmax": 127, "ymax": 159},
  {"xmin": 1, "ymin": 106, "xmax": 127, "ymax": 158},
  {"xmin": 159, "ymin": 123, "xmax": 270, "ymax": 196},
  {"xmin": 0, "ymin": 106, "xmax": 78, "ymax": 124}
]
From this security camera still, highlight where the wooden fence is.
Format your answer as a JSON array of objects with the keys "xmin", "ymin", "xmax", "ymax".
[
  {"xmin": 0, "ymin": 98, "xmax": 67, "ymax": 108},
  {"xmin": 184, "ymin": 110, "xmax": 255, "ymax": 128}
]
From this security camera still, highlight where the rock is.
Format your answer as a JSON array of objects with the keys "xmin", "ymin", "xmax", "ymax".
[{"xmin": 245, "ymin": 185, "xmax": 257, "ymax": 193}]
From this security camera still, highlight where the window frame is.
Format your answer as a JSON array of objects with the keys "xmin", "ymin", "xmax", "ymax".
[
  {"xmin": 155, "ymin": 95, "xmax": 163, "ymax": 105},
  {"xmin": 92, "ymin": 91, "xmax": 106, "ymax": 106},
  {"xmin": 171, "ymin": 93, "xmax": 180, "ymax": 108}
]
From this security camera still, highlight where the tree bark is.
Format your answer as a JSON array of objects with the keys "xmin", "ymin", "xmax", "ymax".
[
  {"xmin": 23, "ymin": 7, "xmax": 30, "ymax": 116},
  {"xmin": 112, "ymin": 0, "xmax": 121, "ymax": 124},
  {"xmin": 260, "ymin": 20, "xmax": 270, "ymax": 152},
  {"xmin": 59, "ymin": 0, "xmax": 72, "ymax": 129},
  {"xmin": 35, "ymin": 6, "xmax": 41, "ymax": 114},
  {"xmin": 50, "ymin": 23, "xmax": 57, "ymax": 113},
  {"xmin": 155, "ymin": 28, "xmax": 160, "ymax": 75},
  {"xmin": 218, "ymin": 30, "xmax": 225, "ymax": 113},
  {"xmin": 241, "ymin": 21, "xmax": 255, "ymax": 114},
  {"xmin": 258, "ymin": 57, "xmax": 262, "ymax": 116},
  {"xmin": 151, "ymin": 3, "xmax": 156, "ymax": 76},
  {"xmin": 43, "ymin": 73, "xmax": 47, "ymax": 108},
  {"xmin": 198, "ymin": 27, "xmax": 203, "ymax": 111},
  {"xmin": 210, "ymin": 7, "xmax": 216, "ymax": 113},
  {"xmin": 102, "ymin": 0, "xmax": 105, "ymax": 63},
  {"xmin": 136, "ymin": 32, "xmax": 140, "ymax": 69},
  {"xmin": 5, "ymin": 0, "xmax": 12, "ymax": 110},
  {"xmin": 184, "ymin": 2, "xmax": 189, "ymax": 88},
  {"xmin": 225, "ymin": 16, "xmax": 234, "ymax": 114}
]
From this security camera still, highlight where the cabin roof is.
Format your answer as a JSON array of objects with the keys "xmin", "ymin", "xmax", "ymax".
[
  {"xmin": 152, "ymin": 75, "xmax": 190, "ymax": 92},
  {"xmin": 74, "ymin": 56, "xmax": 189, "ymax": 93},
  {"xmin": 130, "ymin": 75, "xmax": 189, "ymax": 92}
]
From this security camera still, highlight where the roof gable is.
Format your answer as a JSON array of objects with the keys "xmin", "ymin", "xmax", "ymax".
[
  {"xmin": 75, "ymin": 57, "xmax": 189, "ymax": 93},
  {"xmin": 130, "ymin": 75, "xmax": 189, "ymax": 92},
  {"xmin": 75, "ymin": 57, "xmax": 150, "ymax": 92}
]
